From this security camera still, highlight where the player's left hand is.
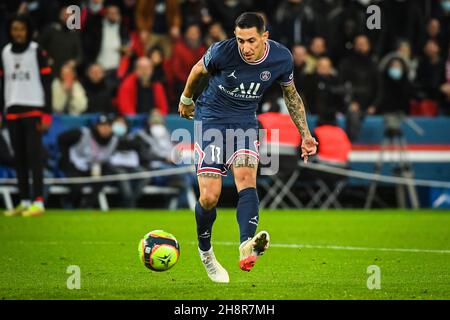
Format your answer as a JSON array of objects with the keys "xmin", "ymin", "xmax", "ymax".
[
  {"xmin": 301, "ymin": 136, "xmax": 318, "ymax": 163},
  {"xmin": 178, "ymin": 102, "xmax": 195, "ymax": 120}
]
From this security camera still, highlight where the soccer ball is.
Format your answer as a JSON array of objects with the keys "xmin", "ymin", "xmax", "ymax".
[{"xmin": 138, "ymin": 230, "xmax": 180, "ymax": 272}]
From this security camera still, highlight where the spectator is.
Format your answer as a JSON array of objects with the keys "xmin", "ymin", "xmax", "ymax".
[
  {"xmin": 326, "ymin": 0, "xmax": 368, "ymax": 64},
  {"xmin": 116, "ymin": 29, "xmax": 150, "ymax": 79},
  {"xmin": 52, "ymin": 62, "xmax": 88, "ymax": 115},
  {"xmin": 204, "ymin": 21, "xmax": 227, "ymax": 47},
  {"xmin": 374, "ymin": 57, "xmax": 412, "ymax": 115},
  {"xmin": 82, "ymin": 3, "xmax": 129, "ymax": 80},
  {"xmin": 135, "ymin": 0, "xmax": 182, "ymax": 58},
  {"xmin": 57, "ymin": 113, "xmax": 118, "ymax": 208},
  {"xmin": 119, "ymin": 0, "xmax": 137, "ymax": 32},
  {"xmin": 80, "ymin": 0, "xmax": 105, "ymax": 30},
  {"xmin": 108, "ymin": 114, "xmax": 150, "ymax": 208},
  {"xmin": 433, "ymin": 0, "xmax": 450, "ymax": 54},
  {"xmin": 308, "ymin": 0, "xmax": 342, "ymax": 42},
  {"xmin": 273, "ymin": 0, "xmax": 316, "ymax": 49},
  {"xmin": 38, "ymin": 5, "xmax": 83, "ymax": 75},
  {"xmin": 82, "ymin": 63, "xmax": 114, "ymax": 113},
  {"xmin": 133, "ymin": 109, "xmax": 194, "ymax": 208},
  {"xmin": 1, "ymin": 14, "xmax": 52, "ymax": 217},
  {"xmin": 305, "ymin": 36, "xmax": 328, "ymax": 74},
  {"xmin": 378, "ymin": 0, "xmax": 425, "ymax": 57},
  {"xmin": 180, "ymin": 0, "xmax": 212, "ymax": 32},
  {"xmin": 439, "ymin": 47, "xmax": 450, "ymax": 115},
  {"xmin": 425, "ymin": 18, "xmax": 448, "ymax": 59},
  {"xmin": 117, "ymin": 56, "xmax": 168, "ymax": 115},
  {"xmin": 171, "ymin": 24, "xmax": 206, "ymax": 109},
  {"xmin": 379, "ymin": 40, "xmax": 418, "ymax": 82},
  {"xmin": 15, "ymin": 0, "xmax": 61, "ymax": 33},
  {"xmin": 207, "ymin": 0, "xmax": 251, "ymax": 37},
  {"xmin": 147, "ymin": 45, "xmax": 168, "ymax": 84},
  {"xmin": 339, "ymin": 35, "xmax": 379, "ymax": 141},
  {"xmin": 302, "ymin": 56, "xmax": 344, "ymax": 119},
  {"xmin": 416, "ymin": 39, "xmax": 445, "ymax": 101},
  {"xmin": 292, "ymin": 45, "xmax": 308, "ymax": 88}
]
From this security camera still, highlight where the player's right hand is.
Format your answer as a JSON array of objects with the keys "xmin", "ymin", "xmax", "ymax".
[{"xmin": 178, "ymin": 102, "xmax": 195, "ymax": 120}]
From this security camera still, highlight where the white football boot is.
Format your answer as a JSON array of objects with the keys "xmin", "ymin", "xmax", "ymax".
[
  {"xmin": 239, "ymin": 231, "xmax": 270, "ymax": 271},
  {"xmin": 198, "ymin": 246, "xmax": 229, "ymax": 283}
]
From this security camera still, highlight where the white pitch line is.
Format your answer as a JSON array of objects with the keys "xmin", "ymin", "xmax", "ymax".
[
  {"xmin": 210, "ymin": 241, "xmax": 450, "ymax": 254},
  {"xmin": 5, "ymin": 240, "xmax": 450, "ymax": 254}
]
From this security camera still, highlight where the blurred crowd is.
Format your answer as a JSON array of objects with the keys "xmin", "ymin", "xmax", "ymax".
[
  {"xmin": 0, "ymin": 1, "xmax": 449, "ymax": 130},
  {"xmin": 0, "ymin": 0, "xmax": 449, "ymax": 208}
]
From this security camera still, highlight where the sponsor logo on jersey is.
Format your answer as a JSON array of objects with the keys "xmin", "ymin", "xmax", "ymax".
[
  {"xmin": 227, "ymin": 70, "xmax": 237, "ymax": 79},
  {"xmin": 260, "ymin": 71, "xmax": 271, "ymax": 81},
  {"xmin": 218, "ymin": 82, "xmax": 262, "ymax": 99}
]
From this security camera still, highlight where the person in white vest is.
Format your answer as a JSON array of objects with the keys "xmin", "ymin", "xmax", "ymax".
[{"xmin": 1, "ymin": 14, "xmax": 52, "ymax": 217}]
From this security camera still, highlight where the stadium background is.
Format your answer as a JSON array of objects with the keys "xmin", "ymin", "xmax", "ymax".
[
  {"xmin": 1, "ymin": 0, "xmax": 449, "ymax": 209},
  {"xmin": 0, "ymin": 0, "xmax": 449, "ymax": 302}
]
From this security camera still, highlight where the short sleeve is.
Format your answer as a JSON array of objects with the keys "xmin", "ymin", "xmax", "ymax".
[
  {"xmin": 278, "ymin": 51, "xmax": 294, "ymax": 86},
  {"xmin": 203, "ymin": 41, "xmax": 224, "ymax": 74}
]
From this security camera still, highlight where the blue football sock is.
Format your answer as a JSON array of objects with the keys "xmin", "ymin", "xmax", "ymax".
[
  {"xmin": 236, "ymin": 187, "xmax": 259, "ymax": 244},
  {"xmin": 195, "ymin": 202, "xmax": 217, "ymax": 251}
]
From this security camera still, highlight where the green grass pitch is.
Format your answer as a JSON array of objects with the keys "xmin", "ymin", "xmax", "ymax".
[{"xmin": 0, "ymin": 209, "xmax": 449, "ymax": 300}]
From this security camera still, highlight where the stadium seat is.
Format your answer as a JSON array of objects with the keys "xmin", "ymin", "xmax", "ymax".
[
  {"xmin": 258, "ymin": 112, "xmax": 303, "ymax": 209},
  {"xmin": 300, "ymin": 124, "xmax": 352, "ymax": 209}
]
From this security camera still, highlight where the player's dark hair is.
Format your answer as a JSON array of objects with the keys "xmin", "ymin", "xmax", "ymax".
[{"xmin": 235, "ymin": 12, "xmax": 266, "ymax": 34}]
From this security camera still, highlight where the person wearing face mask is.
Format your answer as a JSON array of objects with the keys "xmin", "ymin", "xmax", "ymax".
[
  {"xmin": 107, "ymin": 114, "xmax": 150, "ymax": 208},
  {"xmin": 82, "ymin": 3, "xmax": 129, "ymax": 81},
  {"xmin": 374, "ymin": 58, "xmax": 412, "ymax": 115},
  {"xmin": 133, "ymin": 109, "xmax": 195, "ymax": 208}
]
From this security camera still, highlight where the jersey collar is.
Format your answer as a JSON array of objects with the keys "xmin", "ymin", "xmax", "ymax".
[{"xmin": 238, "ymin": 41, "xmax": 270, "ymax": 65}]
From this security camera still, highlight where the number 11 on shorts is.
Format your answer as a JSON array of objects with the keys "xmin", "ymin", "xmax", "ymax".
[{"xmin": 210, "ymin": 145, "xmax": 221, "ymax": 163}]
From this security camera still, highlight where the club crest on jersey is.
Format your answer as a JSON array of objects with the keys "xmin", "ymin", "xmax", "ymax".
[{"xmin": 260, "ymin": 71, "xmax": 271, "ymax": 81}]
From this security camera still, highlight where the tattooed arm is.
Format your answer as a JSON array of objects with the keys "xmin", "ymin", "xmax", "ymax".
[
  {"xmin": 281, "ymin": 82, "xmax": 311, "ymax": 138},
  {"xmin": 281, "ymin": 82, "xmax": 318, "ymax": 162}
]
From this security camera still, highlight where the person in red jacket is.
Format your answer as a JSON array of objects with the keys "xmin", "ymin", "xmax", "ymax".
[
  {"xmin": 171, "ymin": 23, "xmax": 206, "ymax": 108},
  {"xmin": 117, "ymin": 56, "xmax": 168, "ymax": 115}
]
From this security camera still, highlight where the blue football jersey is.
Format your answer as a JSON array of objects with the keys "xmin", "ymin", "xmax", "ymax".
[{"xmin": 195, "ymin": 38, "xmax": 294, "ymax": 123}]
